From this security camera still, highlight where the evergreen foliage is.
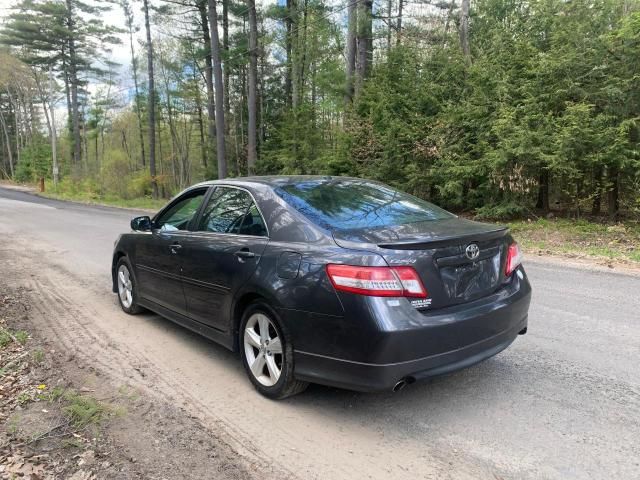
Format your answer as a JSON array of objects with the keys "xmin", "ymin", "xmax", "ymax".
[{"xmin": 0, "ymin": 0, "xmax": 638, "ymax": 219}]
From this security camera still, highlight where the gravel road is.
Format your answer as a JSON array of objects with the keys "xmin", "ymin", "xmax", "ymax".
[{"xmin": 1, "ymin": 185, "xmax": 638, "ymax": 480}]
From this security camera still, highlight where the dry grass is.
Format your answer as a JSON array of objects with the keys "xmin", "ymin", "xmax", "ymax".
[{"xmin": 507, "ymin": 218, "xmax": 640, "ymax": 264}]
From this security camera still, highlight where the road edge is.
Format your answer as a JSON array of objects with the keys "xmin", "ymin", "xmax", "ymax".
[
  {"xmin": 2, "ymin": 182, "xmax": 638, "ymax": 276},
  {"xmin": 0, "ymin": 183, "xmax": 157, "ymax": 215}
]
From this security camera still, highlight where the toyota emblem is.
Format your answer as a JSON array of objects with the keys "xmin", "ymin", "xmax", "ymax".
[{"xmin": 465, "ymin": 243, "xmax": 480, "ymax": 260}]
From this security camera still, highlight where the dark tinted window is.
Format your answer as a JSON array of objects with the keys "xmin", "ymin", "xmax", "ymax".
[
  {"xmin": 275, "ymin": 180, "xmax": 453, "ymax": 230},
  {"xmin": 197, "ymin": 187, "xmax": 267, "ymax": 236},
  {"xmin": 238, "ymin": 203, "xmax": 268, "ymax": 236},
  {"xmin": 155, "ymin": 189, "xmax": 207, "ymax": 231}
]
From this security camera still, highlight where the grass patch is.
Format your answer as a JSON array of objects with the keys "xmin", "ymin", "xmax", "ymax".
[
  {"xmin": 62, "ymin": 437, "xmax": 85, "ymax": 449},
  {"xmin": 6, "ymin": 415, "xmax": 20, "ymax": 435},
  {"xmin": 14, "ymin": 330, "xmax": 29, "ymax": 345},
  {"xmin": 17, "ymin": 392, "xmax": 32, "ymax": 405},
  {"xmin": 62, "ymin": 391, "xmax": 108, "ymax": 428},
  {"xmin": 507, "ymin": 218, "xmax": 640, "ymax": 264},
  {"xmin": 31, "ymin": 349, "xmax": 45, "ymax": 365},
  {"xmin": 40, "ymin": 180, "xmax": 166, "ymax": 211},
  {"xmin": 118, "ymin": 384, "xmax": 140, "ymax": 402},
  {"xmin": 0, "ymin": 329, "xmax": 12, "ymax": 348},
  {"xmin": 0, "ymin": 328, "xmax": 30, "ymax": 347},
  {"xmin": 39, "ymin": 386, "xmax": 65, "ymax": 403}
]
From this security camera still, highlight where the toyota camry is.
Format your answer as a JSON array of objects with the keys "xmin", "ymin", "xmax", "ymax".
[{"xmin": 112, "ymin": 176, "xmax": 531, "ymax": 399}]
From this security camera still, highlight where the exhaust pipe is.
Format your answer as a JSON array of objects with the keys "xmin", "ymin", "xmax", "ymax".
[{"xmin": 393, "ymin": 380, "xmax": 407, "ymax": 392}]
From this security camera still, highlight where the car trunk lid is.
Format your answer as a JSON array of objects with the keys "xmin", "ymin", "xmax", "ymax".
[{"xmin": 332, "ymin": 218, "xmax": 509, "ymax": 309}]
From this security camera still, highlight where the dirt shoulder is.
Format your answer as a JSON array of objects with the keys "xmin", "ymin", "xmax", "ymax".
[{"xmin": 0, "ymin": 287, "xmax": 268, "ymax": 480}]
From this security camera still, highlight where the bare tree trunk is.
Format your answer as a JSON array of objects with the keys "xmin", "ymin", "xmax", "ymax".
[
  {"xmin": 0, "ymin": 109, "xmax": 14, "ymax": 178},
  {"xmin": 81, "ymin": 102, "xmax": 89, "ymax": 172},
  {"xmin": 536, "ymin": 170, "xmax": 550, "ymax": 213},
  {"xmin": 459, "ymin": 0, "xmax": 471, "ymax": 60},
  {"xmin": 345, "ymin": 0, "xmax": 357, "ymax": 103},
  {"xmin": 285, "ymin": 0, "xmax": 293, "ymax": 108},
  {"xmin": 259, "ymin": 19, "xmax": 267, "ymax": 144},
  {"xmin": 291, "ymin": 0, "xmax": 299, "ymax": 109},
  {"xmin": 591, "ymin": 166, "xmax": 602, "ymax": 216},
  {"xmin": 34, "ymin": 68, "xmax": 59, "ymax": 186},
  {"xmin": 607, "ymin": 166, "xmax": 620, "ymax": 218},
  {"xmin": 17, "ymin": 90, "xmax": 33, "ymax": 144},
  {"xmin": 198, "ymin": 0, "xmax": 217, "ymax": 172},
  {"xmin": 198, "ymin": 0, "xmax": 216, "ymax": 170},
  {"xmin": 143, "ymin": 0, "xmax": 158, "ymax": 198},
  {"xmin": 222, "ymin": 0, "xmax": 231, "ymax": 132},
  {"xmin": 396, "ymin": 0, "xmax": 403, "ymax": 46},
  {"xmin": 207, "ymin": 0, "xmax": 227, "ymax": 179},
  {"xmin": 125, "ymin": 4, "xmax": 147, "ymax": 168},
  {"xmin": 192, "ymin": 61, "xmax": 207, "ymax": 170},
  {"xmin": 355, "ymin": 0, "xmax": 373, "ymax": 96},
  {"xmin": 386, "ymin": 0, "xmax": 392, "ymax": 51},
  {"xmin": 65, "ymin": 0, "xmax": 82, "ymax": 170},
  {"xmin": 6, "ymin": 91, "xmax": 21, "ymax": 170},
  {"xmin": 311, "ymin": 59, "xmax": 316, "ymax": 129},
  {"xmin": 297, "ymin": 0, "xmax": 309, "ymax": 103},
  {"xmin": 61, "ymin": 55, "xmax": 72, "ymax": 133},
  {"xmin": 246, "ymin": 0, "xmax": 258, "ymax": 174},
  {"xmin": 239, "ymin": 61, "xmax": 246, "ymax": 175},
  {"xmin": 289, "ymin": 0, "xmax": 307, "ymax": 110},
  {"xmin": 365, "ymin": 0, "xmax": 373, "ymax": 69}
]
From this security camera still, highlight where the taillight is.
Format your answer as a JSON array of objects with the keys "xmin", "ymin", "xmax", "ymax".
[
  {"xmin": 505, "ymin": 242, "xmax": 523, "ymax": 276},
  {"xmin": 326, "ymin": 264, "xmax": 427, "ymax": 298}
]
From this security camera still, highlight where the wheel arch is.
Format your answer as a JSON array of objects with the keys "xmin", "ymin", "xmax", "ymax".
[
  {"xmin": 231, "ymin": 288, "xmax": 283, "ymax": 352},
  {"xmin": 111, "ymin": 251, "xmax": 128, "ymax": 292}
]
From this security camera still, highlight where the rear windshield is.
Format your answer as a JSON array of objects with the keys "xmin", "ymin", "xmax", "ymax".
[{"xmin": 275, "ymin": 180, "xmax": 454, "ymax": 231}]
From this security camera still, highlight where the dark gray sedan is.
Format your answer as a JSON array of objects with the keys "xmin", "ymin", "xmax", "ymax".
[{"xmin": 112, "ymin": 176, "xmax": 531, "ymax": 398}]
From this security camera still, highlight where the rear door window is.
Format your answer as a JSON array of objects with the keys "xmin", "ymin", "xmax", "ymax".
[{"xmin": 197, "ymin": 187, "xmax": 267, "ymax": 236}]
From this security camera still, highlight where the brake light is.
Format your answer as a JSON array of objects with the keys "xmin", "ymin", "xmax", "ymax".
[
  {"xmin": 326, "ymin": 264, "xmax": 427, "ymax": 298},
  {"xmin": 505, "ymin": 242, "xmax": 523, "ymax": 276}
]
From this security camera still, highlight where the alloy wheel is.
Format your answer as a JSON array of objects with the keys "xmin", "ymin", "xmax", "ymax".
[
  {"xmin": 117, "ymin": 264, "xmax": 134, "ymax": 309},
  {"xmin": 243, "ymin": 313, "xmax": 283, "ymax": 387}
]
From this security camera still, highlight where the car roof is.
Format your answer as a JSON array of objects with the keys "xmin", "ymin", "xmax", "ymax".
[{"xmin": 191, "ymin": 175, "xmax": 367, "ymax": 190}]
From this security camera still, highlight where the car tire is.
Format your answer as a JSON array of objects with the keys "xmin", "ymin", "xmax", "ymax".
[
  {"xmin": 115, "ymin": 257, "xmax": 144, "ymax": 315},
  {"xmin": 239, "ymin": 302, "xmax": 308, "ymax": 399}
]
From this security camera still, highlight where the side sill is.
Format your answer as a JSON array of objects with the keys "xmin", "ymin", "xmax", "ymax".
[{"xmin": 137, "ymin": 298, "xmax": 235, "ymax": 351}]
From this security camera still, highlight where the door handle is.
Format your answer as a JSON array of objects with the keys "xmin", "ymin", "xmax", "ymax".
[
  {"xmin": 235, "ymin": 249, "xmax": 256, "ymax": 260},
  {"xmin": 170, "ymin": 243, "xmax": 182, "ymax": 254}
]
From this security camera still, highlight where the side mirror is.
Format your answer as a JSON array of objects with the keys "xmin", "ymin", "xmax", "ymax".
[{"xmin": 131, "ymin": 216, "xmax": 153, "ymax": 232}]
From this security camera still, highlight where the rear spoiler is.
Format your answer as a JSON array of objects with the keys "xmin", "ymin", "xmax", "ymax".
[{"xmin": 377, "ymin": 227, "xmax": 508, "ymax": 250}]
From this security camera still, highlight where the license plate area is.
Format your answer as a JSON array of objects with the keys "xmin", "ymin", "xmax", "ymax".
[{"xmin": 438, "ymin": 253, "xmax": 501, "ymax": 301}]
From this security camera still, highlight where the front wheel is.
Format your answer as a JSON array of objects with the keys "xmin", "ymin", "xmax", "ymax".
[
  {"xmin": 239, "ymin": 303, "xmax": 308, "ymax": 399},
  {"xmin": 116, "ymin": 257, "xmax": 143, "ymax": 315}
]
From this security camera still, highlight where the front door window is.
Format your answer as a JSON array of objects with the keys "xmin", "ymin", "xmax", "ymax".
[{"xmin": 156, "ymin": 190, "xmax": 207, "ymax": 232}]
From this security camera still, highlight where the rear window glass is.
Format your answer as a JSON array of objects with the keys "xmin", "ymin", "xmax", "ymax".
[{"xmin": 275, "ymin": 180, "xmax": 453, "ymax": 231}]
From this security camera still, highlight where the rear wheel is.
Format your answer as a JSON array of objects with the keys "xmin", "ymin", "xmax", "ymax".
[
  {"xmin": 116, "ymin": 257, "xmax": 143, "ymax": 314},
  {"xmin": 239, "ymin": 302, "xmax": 308, "ymax": 399}
]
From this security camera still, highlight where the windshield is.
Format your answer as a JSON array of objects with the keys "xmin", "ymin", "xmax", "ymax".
[{"xmin": 275, "ymin": 179, "xmax": 454, "ymax": 231}]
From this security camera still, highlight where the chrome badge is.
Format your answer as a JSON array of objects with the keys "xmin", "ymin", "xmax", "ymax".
[{"xmin": 465, "ymin": 243, "xmax": 480, "ymax": 260}]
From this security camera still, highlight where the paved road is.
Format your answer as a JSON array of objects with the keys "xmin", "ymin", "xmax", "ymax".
[{"xmin": 1, "ymin": 186, "xmax": 638, "ymax": 480}]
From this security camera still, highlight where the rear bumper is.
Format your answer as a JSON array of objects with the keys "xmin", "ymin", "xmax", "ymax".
[
  {"xmin": 292, "ymin": 267, "xmax": 531, "ymax": 392},
  {"xmin": 294, "ymin": 314, "xmax": 527, "ymax": 392}
]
